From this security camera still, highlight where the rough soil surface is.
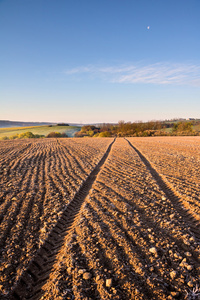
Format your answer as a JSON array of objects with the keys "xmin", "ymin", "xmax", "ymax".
[
  {"xmin": 128, "ymin": 137, "xmax": 200, "ymax": 221},
  {"xmin": 0, "ymin": 138, "xmax": 111, "ymax": 296},
  {"xmin": 0, "ymin": 137, "xmax": 200, "ymax": 299}
]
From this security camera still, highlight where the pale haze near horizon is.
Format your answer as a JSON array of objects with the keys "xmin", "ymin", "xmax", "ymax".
[{"xmin": 0, "ymin": 0, "xmax": 200, "ymax": 123}]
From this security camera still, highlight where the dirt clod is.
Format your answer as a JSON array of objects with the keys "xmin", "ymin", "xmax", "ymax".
[
  {"xmin": 106, "ymin": 278, "xmax": 112, "ymax": 288},
  {"xmin": 83, "ymin": 272, "xmax": 92, "ymax": 280}
]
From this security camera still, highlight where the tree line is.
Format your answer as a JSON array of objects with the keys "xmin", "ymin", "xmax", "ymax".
[
  {"xmin": 75, "ymin": 120, "xmax": 199, "ymax": 137},
  {"xmin": 1, "ymin": 120, "xmax": 199, "ymax": 140}
]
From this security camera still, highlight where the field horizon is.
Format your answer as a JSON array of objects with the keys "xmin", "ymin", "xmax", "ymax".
[{"xmin": 1, "ymin": 118, "xmax": 200, "ymax": 140}]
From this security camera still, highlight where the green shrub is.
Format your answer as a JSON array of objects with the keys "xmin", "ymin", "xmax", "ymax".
[
  {"xmin": 93, "ymin": 133, "xmax": 99, "ymax": 137},
  {"xmin": 8, "ymin": 131, "xmax": 45, "ymax": 139},
  {"xmin": 87, "ymin": 130, "xmax": 94, "ymax": 137},
  {"xmin": 18, "ymin": 132, "xmax": 35, "ymax": 139},
  {"xmin": 99, "ymin": 131, "xmax": 111, "ymax": 137},
  {"xmin": 34, "ymin": 134, "xmax": 45, "ymax": 138},
  {"xmin": 9, "ymin": 134, "xmax": 18, "ymax": 139},
  {"xmin": 172, "ymin": 122, "xmax": 193, "ymax": 133},
  {"xmin": 46, "ymin": 132, "xmax": 68, "ymax": 138},
  {"xmin": 46, "ymin": 132, "xmax": 61, "ymax": 138}
]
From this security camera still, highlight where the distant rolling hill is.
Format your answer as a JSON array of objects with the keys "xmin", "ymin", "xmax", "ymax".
[
  {"xmin": 0, "ymin": 121, "xmax": 81, "ymax": 139},
  {"xmin": 0, "ymin": 120, "xmax": 55, "ymax": 128}
]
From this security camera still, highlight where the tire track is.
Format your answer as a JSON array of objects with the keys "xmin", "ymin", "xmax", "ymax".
[
  {"xmin": 8, "ymin": 138, "xmax": 115, "ymax": 300},
  {"xmin": 125, "ymin": 138, "xmax": 200, "ymax": 243}
]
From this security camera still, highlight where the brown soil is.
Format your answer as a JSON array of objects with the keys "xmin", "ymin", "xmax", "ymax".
[
  {"xmin": 0, "ymin": 137, "xmax": 200, "ymax": 299},
  {"xmin": 0, "ymin": 138, "xmax": 111, "ymax": 297},
  {"xmin": 128, "ymin": 137, "xmax": 200, "ymax": 221}
]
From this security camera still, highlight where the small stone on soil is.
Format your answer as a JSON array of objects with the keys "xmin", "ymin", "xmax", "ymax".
[
  {"xmin": 170, "ymin": 271, "xmax": 177, "ymax": 280},
  {"xmin": 83, "ymin": 272, "xmax": 92, "ymax": 280},
  {"xmin": 67, "ymin": 267, "xmax": 72, "ymax": 273},
  {"xmin": 185, "ymin": 252, "xmax": 192, "ymax": 257},
  {"xmin": 186, "ymin": 265, "xmax": 193, "ymax": 271},
  {"xmin": 78, "ymin": 269, "xmax": 86, "ymax": 275},
  {"xmin": 106, "ymin": 278, "xmax": 112, "ymax": 288},
  {"xmin": 149, "ymin": 247, "xmax": 157, "ymax": 255},
  {"xmin": 187, "ymin": 281, "xmax": 193, "ymax": 288}
]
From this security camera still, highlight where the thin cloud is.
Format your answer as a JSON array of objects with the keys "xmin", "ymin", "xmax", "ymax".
[{"xmin": 64, "ymin": 62, "xmax": 200, "ymax": 86}]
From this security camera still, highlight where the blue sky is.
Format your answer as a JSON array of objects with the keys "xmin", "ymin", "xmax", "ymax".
[{"xmin": 0, "ymin": 0, "xmax": 200, "ymax": 123}]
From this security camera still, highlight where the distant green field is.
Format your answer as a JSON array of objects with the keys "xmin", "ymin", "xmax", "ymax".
[
  {"xmin": 163, "ymin": 127, "xmax": 172, "ymax": 133},
  {"xmin": 163, "ymin": 126, "xmax": 200, "ymax": 134},
  {"xmin": 0, "ymin": 125, "xmax": 81, "ymax": 139},
  {"xmin": 193, "ymin": 124, "xmax": 200, "ymax": 132}
]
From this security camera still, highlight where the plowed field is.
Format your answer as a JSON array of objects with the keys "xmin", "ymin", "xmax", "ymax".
[
  {"xmin": 128, "ymin": 137, "xmax": 200, "ymax": 221},
  {"xmin": 0, "ymin": 137, "xmax": 200, "ymax": 300}
]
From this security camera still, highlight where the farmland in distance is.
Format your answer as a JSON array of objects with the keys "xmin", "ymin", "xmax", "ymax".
[
  {"xmin": 0, "ymin": 125, "xmax": 80, "ymax": 139},
  {"xmin": 0, "ymin": 137, "xmax": 200, "ymax": 299}
]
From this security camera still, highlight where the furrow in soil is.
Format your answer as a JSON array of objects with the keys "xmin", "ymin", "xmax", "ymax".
[
  {"xmin": 0, "ymin": 138, "xmax": 112, "ymax": 296},
  {"xmin": 34, "ymin": 138, "xmax": 200, "ymax": 300},
  {"xmin": 125, "ymin": 138, "xmax": 200, "ymax": 243},
  {"xmin": 7, "ymin": 138, "xmax": 115, "ymax": 300}
]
